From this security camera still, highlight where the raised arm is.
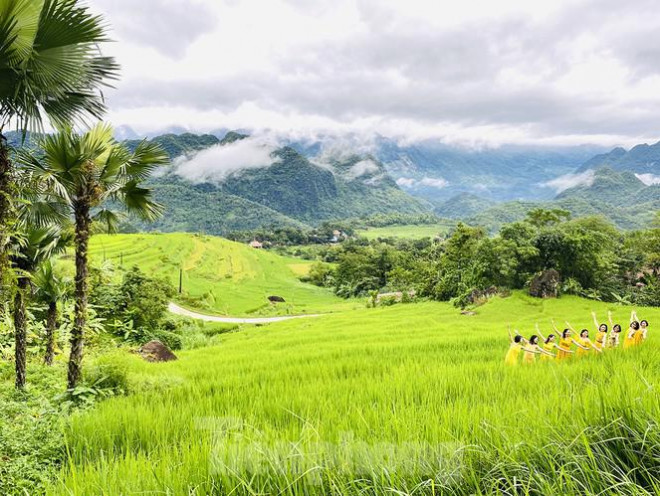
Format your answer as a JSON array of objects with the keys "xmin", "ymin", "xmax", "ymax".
[
  {"xmin": 592, "ymin": 311, "xmax": 600, "ymax": 332},
  {"xmin": 551, "ymin": 319, "xmax": 560, "ymax": 333},
  {"xmin": 571, "ymin": 338, "xmax": 589, "ymax": 350},
  {"xmin": 537, "ymin": 347, "xmax": 556, "ymax": 358},
  {"xmin": 535, "ymin": 323, "xmax": 546, "ymax": 342},
  {"xmin": 565, "ymin": 321, "xmax": 576, "ymax": 332},
  {"xmin": 586, "ymin": 338, "xmax": 603, "ymax": 352},
  {"xmin": 608, "ymin": 311, "xmax": 614, "ymax": 329},
  {"xmin": 631, "ymin": 310, "xmax": 637, "ymax": 323},
  {"xmin": 508, "ymin": 326, "xmax": 513, "ymax": 343}
]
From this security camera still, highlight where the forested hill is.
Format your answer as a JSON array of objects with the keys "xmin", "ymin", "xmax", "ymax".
[
  {"xmin": 126, "ymin": 132, "xmax": 432, "ymax": 234},
  {"xmin": 460, "ymin": 168, "xmax": 660, "ymax": 231},
  {"xmin": 576, "ymin": 140, "xmax": 660, "ymax": 174}
]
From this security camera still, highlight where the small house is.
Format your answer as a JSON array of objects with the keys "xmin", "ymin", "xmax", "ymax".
[{"xmin": 249, "ymin": 240, "xmax": 263, "ymax": 249}]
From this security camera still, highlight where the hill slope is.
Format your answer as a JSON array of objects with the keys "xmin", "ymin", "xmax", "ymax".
[
  {"xmin": 87, "ymin": 233, "xmax": 357, "ymax": 316},
  {"xmin": 54, "ymin": 293, "xmax": 660, "ymax": 495}
]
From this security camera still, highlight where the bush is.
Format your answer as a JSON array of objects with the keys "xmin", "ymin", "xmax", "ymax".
[
  {"xmin": 83, "ymin": 352, "xmax": 131, "ymax": 395},
  {"xmin": 305, "ymin": 262, "xmax": 334, "ymax": 287},
  {"xmin": 562, "ymin": 277, "xmax": 584, "ymax": 296},
  {"xmin": 147, "ymin": 329, "xmax": 183, "ymax": 351}
]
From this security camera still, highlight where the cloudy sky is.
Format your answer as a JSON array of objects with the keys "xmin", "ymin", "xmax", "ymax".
[{"xmin": 93, "ymin": 0, "xmax": 660, "ymax": 146}]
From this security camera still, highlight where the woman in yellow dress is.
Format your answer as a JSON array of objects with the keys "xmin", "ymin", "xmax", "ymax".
[
  {"xmin": 534, "ymin": 324, "xmax": 560, "ymax": 361},
  {"xmin": 624, "ymin": 311, "xmax": 640, "ymax": 348},
  {"xmin": 505, "ymin": 331, "xmax": 525, "ymax": 365},
  {"xmin": 505, "ymin": 328, "xmax": 543, "ymax": 365},
  {"xmin": 607, "ymin": 311, "xmax": 622, "ymax": 348},
  {"xmin": 591, "ymin": 311, "xmax": 608, "ymax": 351},
  {"xmin": 551, "ymin": 320, "xmax": 585, "ymax": 360},
  {"xmin": 565, "ymin": 321, "xmax": 602, "ymax": 357},
  {"xmin": 637, "ymin": 317, "xmax": 649, "ymax": 345},
  {"xmin": 523, "ymin": 334, "xmax": 556, "ymax": 363}
]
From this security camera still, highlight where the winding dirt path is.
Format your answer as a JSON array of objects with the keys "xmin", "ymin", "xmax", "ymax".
[{"xmin": 168, "ymin": 302, "xmax": 321, "ymax": 324}]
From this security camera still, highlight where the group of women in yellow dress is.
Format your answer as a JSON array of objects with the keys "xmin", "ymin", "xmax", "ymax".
[{"xmin": 505, "ymin": 310, "xmax": 650, "ymax": 365}]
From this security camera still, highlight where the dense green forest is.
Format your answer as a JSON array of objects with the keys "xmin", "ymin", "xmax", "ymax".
[
  {"xmin": 302, "ymin": 209, "xmax": 660, "ymax": 308},
  {"xmin": 124, "ymin": 134, "xmax": 432, "ymax": 234}
]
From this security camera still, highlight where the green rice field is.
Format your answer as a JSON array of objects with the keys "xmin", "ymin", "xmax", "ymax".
[
  {"xmin": 357, "ymin": 223, "xmax": 454, "ymax": 240},
  {"xmin": 52, "ymin": 291, "xmax": 660, "ymax": 495},
  {"xmin": 83, "ymin": 233, "xmax": 358, "ymax": 316}
]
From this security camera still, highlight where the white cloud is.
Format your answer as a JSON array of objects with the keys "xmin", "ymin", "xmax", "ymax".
[
  {"xmin": 346, "ymin": 159, "xmax": 380, "ymax": 179},
  {"xmin": 395, "ymin": 176, "xmax": 449, "ymax": 188},
  {"xmin": 635, "ymin": 173, "xmax": 660, "ymax": 185},
  {"xmin": 542, "ymin": 170, "xmax": 595, "ymax": 193},
  {"xmin": 174, "ymin": 137, "xmax": 278, "ymax": 183},
  {"xmin": 396, "ymin": 177, "xmax": 416, "ymax": 187},
  {"xmin": 418, "ymin": 177, "xmax": 449, "ymax": 188},
  {"xmin": 90, "ymin": 0, "xmax": 660, "ymax": 146}
]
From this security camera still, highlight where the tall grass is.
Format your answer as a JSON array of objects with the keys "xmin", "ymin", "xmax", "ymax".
[{"xmin": 52, "ymin": 293, "xmax": 659, "ymax": 495}]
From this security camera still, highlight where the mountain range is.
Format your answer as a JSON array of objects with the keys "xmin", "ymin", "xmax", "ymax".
[
  {"xmin": 123, "ymin": 132, "xmax": 430, "ymax": 234},
  {"xmin": 5, "ymin": 129, "xmax": 660, "ymax": 233}
]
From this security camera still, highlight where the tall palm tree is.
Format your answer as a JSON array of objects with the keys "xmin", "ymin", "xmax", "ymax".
[
  {"xmin": 34, "ymin": 259, "xmax": 69, "ymax": 366},
  {"xmin": 9, "ymin": 225, "xmax": 67, "ymax": 388},
  {"xmin": 0, "ymin": 0, "xmax": 118, "ymax": 281},
  {"xmin": 18, "ymin": 124, "xmax": 168, "ymax": 388}
]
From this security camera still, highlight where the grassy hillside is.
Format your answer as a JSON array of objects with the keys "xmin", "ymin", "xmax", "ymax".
[
  {"xmin": 357, "ymin": 222, "xmax": 453, "ymax": 239},
  {"xmin": 86, "ymin": 233, "xmax": 356, "ymax": 316},
  {"xmin": 52, "ymin": 293, "xmax": 660, "ymax": 495}
]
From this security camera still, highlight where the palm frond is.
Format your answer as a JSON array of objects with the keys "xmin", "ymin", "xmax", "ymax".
[
  {"xmin": 119, "ymin": 180, "xmax": 164, "ymax": 222},
  {"xmin": 0, "ymin": 0, "xmax": 118, "ymax": 133},
  {"xmin": 93, "ymin": 208, "xmax": 123, "ymax": 234},
  {"xmin": 126, "ymin": 141, "xmax": 170, "ymax": 180}
]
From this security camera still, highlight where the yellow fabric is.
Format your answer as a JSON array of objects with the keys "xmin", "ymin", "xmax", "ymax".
[
  {"xmin": 594, "ymin": 331, "xmax": 606, "ymax": 350},
  {"xmin": 576, "ymin": 336, "xmax": 591, "ymax": 357},
  {"xmin": 505, "ymin": 343, "xmax": 522, "ymax": 365},
  {"xmin": 541, "ymin": 342, "xmax": 555, "ymax": 360},
  {"xmin": 557, "ymin": 337, "xmax": 572, "ymax": 360},
  {"xmin": 634, "ymin": 329, "xmax": 644, "ymax": 345},
  {"xmin": 624, "ymin": 329, "xmax": 637, "ymax": 349},
  {"xmin": 523, "ymin": 346, "xmax": 536, "ymax": 364}
]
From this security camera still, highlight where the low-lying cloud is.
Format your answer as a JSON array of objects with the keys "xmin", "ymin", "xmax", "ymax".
[
  {"xmin": 175, "ymin": 137, "xmax": 279, "ymax": 183},
  {"xmin": 395, "ymin": 176, "xmax": 449, "ymax": 189},
  {"xmin": 396, "ymin": 177, "xmax": 416, "ymax": 187},
  {"xmin": 542, "ymin": 170, "xmax": 595, "ymax": 193},
  {"xmin": 346, "ymin": 159, "xmax": 380, "ymax": 179},
  {"xmin": 635, "ymin": 173, "xmax": 660, "ymax": 186},
  {"xmin": 419, "ymin": 177, "xmax": 450, "ymax": 189}
]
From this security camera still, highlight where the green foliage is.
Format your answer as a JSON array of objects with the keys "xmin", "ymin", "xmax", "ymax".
[
  {"xmin": 90, "ymin": 266, "xmax": 174, "ymax": 344},
  {"xmin": 0, "ymin": 363, "xmax": 65, "ymax": 496},
  {"xmin": 0, "ymin": 0, "xmax": 119, "ymax": 131},
  {"xmin": 311, "ymin": 212, "xmax": 660, "ymax": 307},
  {"xmin": 304, "ymin": 262, "xmax": 335, "ymax": 287}
]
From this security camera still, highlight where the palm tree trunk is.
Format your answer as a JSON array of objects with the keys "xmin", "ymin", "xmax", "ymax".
[
  {"xmin": 67, "ymin": 202, "xmax": 90, "ymax": 389},
  {"xmin": 0, "ymin": 133, "xmax": 12, "ymax": 286},
  {"xmin": 14, "ymin": 276, "xmax": 29, "ymax": 390},
  {"xmin": 44, "ymin": 301, "xmax": 57, "ymax": 366}
]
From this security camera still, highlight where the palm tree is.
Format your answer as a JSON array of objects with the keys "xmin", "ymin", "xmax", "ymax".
[
  {"xmin": 0, "ymin": 0, "xmax": 118, "ymax": 280},
  {"xmin": 9, "ymin": 225, "xmax": 67, "ymax": 388},
  {"xmin": 34, "ymin": 259, "xmax": 69, "ymax": 365},
  {"xmin": 18, "ymin": 124, "xmax": 168, "ymax": 388}
]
